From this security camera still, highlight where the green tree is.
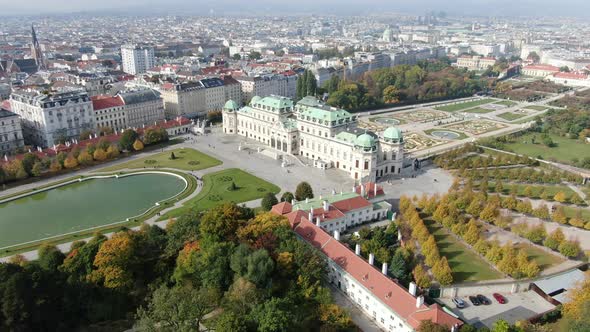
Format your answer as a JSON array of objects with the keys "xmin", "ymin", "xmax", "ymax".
[
  {"xmin": 135, "ymin": 285, "xmax": 218, "ymax": 332},
  {"xmin": 261, "ymin": 192, "xmax": 279, "ymax": 211},
  {"xmin": 305, "ymin": 69, "xmax": 317, "ymax": 96},
  {"xmin": 250, "ymin": 297, "xmax": 294, "ymax": 332},
  {"xmin": 389, "ymin": 250, "xmax": 409, "ymax": 283},
  {"xmin": 382, "ymin": 85, "xmax": 401, "ymax": 104},
  {"xmin": 119, "ymin": 129, "xmax": 139, "ymax": 151},
  {"xmin": 463, "ymin": 220, "xmax": 481, "ymax": 245},
  {"xmin": 558, "ymin": 240, "xmax": 581, "ymax": 258},
  {"xmin": 544, "ymin": 229, "xmax": 565, "ymax": 250},
  {"xmin": 280, "ymin": 191, "xmax": 294, "ymax": 203},
  {"xmin": 246, "ymin": 249, "xmax": 275, "ymax": 287},
  {"xmin": 214, "ymin": 311, "xmax": 248, "ymax": 332},
  {"xmin": 77, "ymin": 150, "xmax": 94, "ymax": 165},
  {"xmin": 31, "ymin": 161, "xmax": 43, "ymax": 177},
  {"xmin": 249, "ymin": 51, "xmax": 262, "ymax": 60},
  {"xmin": 295, "ymin": 181, "xmax": 314, "ymax": 201},
  {"xmin": 492, "ymin": 319, "xmax": 511, "ymax": 332},
  {"xmin": 21, "ymin": 153, "xmax": 39, "ymax": 176},
  {"xmin": 37, "ymin": 244, "xmax": 65, "ymax": 271},
  {"xmin": 533, "ymin": 204, "xmax": 550, "ymax": 219},
  {"xmin": 417, "ymin": 320, "xmax": 449, "ymax": 332},
  {"xmin": 200, "ymin": 203, "xmax": 247, "ymax": 242},
  {"xmin": 552, "ymin": 205, "xmax": 568, "ymax": 224}
]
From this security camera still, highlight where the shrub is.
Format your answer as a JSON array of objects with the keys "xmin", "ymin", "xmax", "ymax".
[
  {"xmin": 558, "ymin": 240, "xmax": 581, "ymax": 258},
  {"xmin": 133, "ymin": 139, "xmax": 145, "ymax": 151}
]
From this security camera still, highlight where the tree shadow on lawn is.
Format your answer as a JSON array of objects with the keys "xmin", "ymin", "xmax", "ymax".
[{"xmin": 451, "ymin": 271, "xmax": 479, "ymax": 283}]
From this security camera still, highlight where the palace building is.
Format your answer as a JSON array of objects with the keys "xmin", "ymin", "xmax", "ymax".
[{"xmin": 222, "ymin": 95, "xmax": 404, "ymax": 182}]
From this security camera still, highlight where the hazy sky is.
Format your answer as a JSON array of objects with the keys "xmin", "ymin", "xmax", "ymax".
[{"xmin": 1, "ymin": 0, "xmax": 589, "ymax": 17}]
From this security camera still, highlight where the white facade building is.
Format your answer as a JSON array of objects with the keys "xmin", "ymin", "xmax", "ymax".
[
  {"xmin": 0, "ymin": 107, "xmax": 24, "ymax": 153},
  {"xmin": 121, "ymin": 45, "xmax": 155, "ymax": 75},
  {"xmin": 223, "ymin": 95, "xmax": 404, "ymax": 182},
  {"xmin": 10, "ymin": 90, "xmax": 94, "ymax": 147},
  {"xmin": 271, "ymin": 192, "xmax": 463, "ymax": 332}
]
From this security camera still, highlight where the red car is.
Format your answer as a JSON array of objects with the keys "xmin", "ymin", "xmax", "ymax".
[{"xmin": 493, "ymin": 293, "xmax": 506, "ymax": 304}]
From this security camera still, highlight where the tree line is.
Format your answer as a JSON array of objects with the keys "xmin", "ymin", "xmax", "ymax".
[
  {"xmin": 0, "ymin": 128, "xmax": 168, "ymax": 186},
  {"xmin": 322, "ymin": 59, "xmax": 492, "ymax": 111},
  {"xmin": 0, "ymin": 202, "xmax": 355, "ymax": 331}
]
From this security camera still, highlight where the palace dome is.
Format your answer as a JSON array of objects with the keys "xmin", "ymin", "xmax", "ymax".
[{"xmin": 383, "ymin": 127, "xmax": 403, "ymax": 143}]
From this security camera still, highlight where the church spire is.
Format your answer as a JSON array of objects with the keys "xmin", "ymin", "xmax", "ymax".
[{"xmin": 31, "ymin": 24, "xmax": 45, "ymax": 71}]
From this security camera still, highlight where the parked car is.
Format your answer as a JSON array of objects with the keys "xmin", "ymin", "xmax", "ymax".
[
  {"xmin": 452, "ymin": 297, "xmax": 466, "ymax": 308},
  {"xmin": 469, "ymin": 296, "xmax": 480, "ymax": 306},
  {"xmin": 493, "ymin": 293, "xmax": 506, "ymax": 304},
  {"xmin": 477, "ymin": 294, "xmax": 491, "ymax": 305}
]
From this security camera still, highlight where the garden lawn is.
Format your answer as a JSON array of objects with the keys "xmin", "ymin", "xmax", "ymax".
[
  {"xmin": 513, "ymin": 243, "xmax": 564, "ymax": 271},
  {"xmin": 162, "ymin": 168, "xmax": 280, "ymax": 219},
  {"xmin": 494, "ymin": 100, "xmax": 517, "ymax": 107},
  {"xmin": 424, "ymin": 219, "xmax": 503, "ymax": 282},
  {"xmin": 464, "ymin": 107, "xmax": 494, "ymax": 114},
  {"xmin": 524, "ymin": 105, "xmax": 548, "ymax": 111},
  {"xmin": 503, "ymin": 133, "xmax": 590, "ymax": 165},
  {"xmin": 98, "ymin": 148, "xmax": 222, "ymax": 172},
  {"xmin": 436, "ymin": 98, "xmax": 496, "ymax": 112},
  {"xmin": 562, "ymin": 206, "xmax": 590, "ymax": 222},
  {"xmin": 497, "ymin": 112, "xmax": 528, "ymax": 121}
]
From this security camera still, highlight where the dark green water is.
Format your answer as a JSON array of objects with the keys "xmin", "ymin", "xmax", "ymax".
[{"xmin": 0, "ymin": 173, "xmax": 185, "ymax": 248}]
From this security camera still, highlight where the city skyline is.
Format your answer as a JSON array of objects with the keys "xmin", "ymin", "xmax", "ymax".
[{"xmin": 2, "ymin": 0, "xmax": 590, "ymax": 18}]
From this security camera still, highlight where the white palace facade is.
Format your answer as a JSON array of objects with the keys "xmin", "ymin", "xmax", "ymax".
[{"xmin": 222, "ymin": 95, "xmax": 405, "ymax": 182}]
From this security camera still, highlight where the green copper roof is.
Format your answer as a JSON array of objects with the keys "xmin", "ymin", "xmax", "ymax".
[
  {"xmin": 355, "ymin": 133, "xmax": 376, "ymax": 148},
  {"xmin": 296, "ymin": 97, "xmax": 353, "ymax": 125},
  {"xmin": 250, "ymin": 95, "xmax": 293, "ymax": 112},
  {"xmin": 224, "ymin": 99, "xmax": 239, "ymax": 110},
  {"xmin": 334, "ymin": 132, "xmax": 357, "ymax": 144},
  {"xmin": 292, "ymin": 192, "xmax": 360, "ymax": 211},
  {"xmin": 383, "ymin": 127, "xmax": 403, "ymax": 142}
]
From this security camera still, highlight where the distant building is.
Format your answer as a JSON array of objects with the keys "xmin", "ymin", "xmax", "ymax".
[
  {"xmin": 118, "ymin": 89, "xmax": 164, "ymax": 128},
  {"xmin": 222, "ymin": 75, "xmax": 243, "ymax": 107},
  {"xmin": 10, "ymin": 89, "xmax": 94, "ymax": 147},
  {"xmin": 456, "ymin": 55, "xmax": 497, "ymax": 71},
  {"xmin": 160, "ymin": 78, "xmax": 228, "ymax": 118},
  {"xmin": 121, "ymin": 45, "xmax": 155, "ymax": 75},
  {"xmin": 546, "ymin": 72, "xmax": 590, "ymax": 87},
  {"xmin": 0, "ymin": 84, "xmax": 11, "ymax": 101},
  {"xmin": 235, "ymin": 73, "xmax": 298, "ymax": 104},
  {"xmin": 91, "ymin": 95, "xmax": 127, "ymax": 132},
  {"xmin": 522, "ymin": 64, "xmax": 560, "ymax": 77},
  {"xmin": 0, "ymin": 107, "xmax": 25, "ymax": 154}
]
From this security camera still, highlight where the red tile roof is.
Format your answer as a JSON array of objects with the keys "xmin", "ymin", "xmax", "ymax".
[
  {"xmin": 91, "ymin": 95, "xmax": 125, "ymax": 110},
  {"xmin": 331, "ymin": 196, "xmax": 372, "ymax": 213},
  {"xmin": 524, "ymin": 64, "xmax": 560, "ymax": 72},
  {"xmin": 355, "ymin": 182, "xmax": 385, "ymax": 199},
  {"xmin": 288, "ymin": 217, "xmax": 463, "ymax": 330},
  {"xmin": 284, "ymin": 210, "xmax": 308, "ymax": 228},
  {"xmin": 1, "ymin": 100, "xmax": 10, "ymax": 111},
  {"xmin": 271, "ymin": 202, "xmax": 293, "ymax": 215},
  {"xmin": 553, "ymin": 72, "xmax": 588, "ymax": 80}
]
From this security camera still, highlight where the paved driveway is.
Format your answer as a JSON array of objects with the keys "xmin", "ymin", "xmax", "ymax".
[{"xmin": 439, "ymin": 291, "xmax": 554, "ymax": 329}]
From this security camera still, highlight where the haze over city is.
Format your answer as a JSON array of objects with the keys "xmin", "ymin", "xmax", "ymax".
[
  {"xmin": 2, "ymin": 0, "xmax": 590, "ymax": 17},
  {"xmin": 0, "ymin": 1, "xmax": 589, "ymax": 332}
]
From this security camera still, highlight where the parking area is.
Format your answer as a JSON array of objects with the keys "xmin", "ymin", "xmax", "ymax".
[{"xmin": 439, "ymin": 291, "xmax": 555, "ymax": 328}]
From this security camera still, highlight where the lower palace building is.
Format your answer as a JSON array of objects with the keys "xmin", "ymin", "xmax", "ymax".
[{"xmin": 222, "ymin": 95, "xmax": 404, "ymax": 182}]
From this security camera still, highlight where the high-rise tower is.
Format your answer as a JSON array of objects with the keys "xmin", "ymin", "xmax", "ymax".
[{"xmin": 31, "ymin": 25, "xmax": 45, "ymax": 71}]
